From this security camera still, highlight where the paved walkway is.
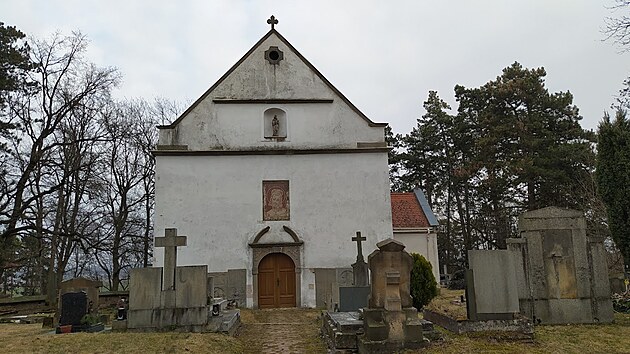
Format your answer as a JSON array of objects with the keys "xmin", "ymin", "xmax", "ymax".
[{"xmin": 237, "ymin": 308, "xmax": 327, "ymax": 354}]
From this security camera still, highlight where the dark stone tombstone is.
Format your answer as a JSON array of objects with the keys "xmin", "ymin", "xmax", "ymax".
[
  {"xmin": 338, "ymin": 232, "xmax": 370, "ymax": 311},
  {"xmin": 339, "ymin": 287, "xmax": 370, "ymax": 312},
  {"xmin": 59, "ymin": 291, "xmax": 88, "ymax": 326}
]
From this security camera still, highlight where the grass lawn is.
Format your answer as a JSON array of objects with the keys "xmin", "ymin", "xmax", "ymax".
[
  {"xmin": 0, "ymin": 290, "xmax": 628, "ymax": 353},
  {"xmin": 421, "ymin": 312, "xmax": 630, "ymax": 354},
  {"xmin": 422, "ymin": 288, "xmax": 630, "ymax": 354},
  {"xmin": 0, "ymin": 323, "xmax": 243, "ymax": 354}
]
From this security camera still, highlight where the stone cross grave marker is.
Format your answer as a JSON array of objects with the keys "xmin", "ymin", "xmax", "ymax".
[
  {"xmin": 352, "ymin": 231, "xmax": 366, "ymax": 261},
  {"xmin": 351, "ymin": 231, "xmax": 369, "ymax": 287},
  {"xmin": 155, "ymin": 228, "xmax": 187, "ymax": 291}
]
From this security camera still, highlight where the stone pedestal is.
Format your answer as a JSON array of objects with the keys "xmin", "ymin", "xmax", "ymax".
[{"xmin": 351, "ymin": 260, "xmax": 369, "ymax": 287}]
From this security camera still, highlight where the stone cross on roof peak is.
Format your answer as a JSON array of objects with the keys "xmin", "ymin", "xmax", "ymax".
[
  {"xmin": 155, "ymin": 228, "xmax": 187, "ymax": 291},
  {"xmin": 267, "ymin": 15, "xmax": 278, "ymax": 30}
]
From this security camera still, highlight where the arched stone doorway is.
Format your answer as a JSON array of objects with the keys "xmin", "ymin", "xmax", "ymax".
[{"xmin": 258, "ymin": 253, "xmax": 296, "ymax": 308}]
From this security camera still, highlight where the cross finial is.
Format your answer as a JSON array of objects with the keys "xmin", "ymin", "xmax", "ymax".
[{"xmin": 267, "ymin": 15, "xmax": 278, "ymax": 30}]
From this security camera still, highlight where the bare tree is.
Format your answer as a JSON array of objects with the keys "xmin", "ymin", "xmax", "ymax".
[
  {"xmin": 0, "ymin": 32, "xmax": 119, "ymax": 299},
  {"xmin": 605, "ymin": 1, "xmax": 630, "ymax": 51}
]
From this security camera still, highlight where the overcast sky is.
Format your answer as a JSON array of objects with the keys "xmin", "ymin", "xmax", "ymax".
[{"xmin": 2, "ymin": 0, "xmax": 629, "ymax": 134}]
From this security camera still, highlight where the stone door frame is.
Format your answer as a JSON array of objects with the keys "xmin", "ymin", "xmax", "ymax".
[{"xmin": 249, "ymin": 226, "xmax": 303, "ymax": 308}]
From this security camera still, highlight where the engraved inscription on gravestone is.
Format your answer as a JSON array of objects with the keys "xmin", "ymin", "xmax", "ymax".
[
  {"xmin": 339, "ymin": 270, "xmax": 354, "ymax": 287},
  {"xmin": 59, "ymin": 292, "xmax": 88, "ymax": 326},
  {"xmin": 543, "ymin": 229, "xmax": 577, "ymax": 299}
]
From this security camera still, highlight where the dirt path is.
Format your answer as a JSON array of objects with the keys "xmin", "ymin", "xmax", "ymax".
[{"xmin": 237, "ymin": 308, "xmax": 327, "ymax": 354}]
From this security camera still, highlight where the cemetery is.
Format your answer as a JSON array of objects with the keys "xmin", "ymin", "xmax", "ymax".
[
  {"xmin": 2, "ymin": 207, "xmax": 628, "ymax": 353},
  {"xmin": 1, "ymin": 8, "xmax": 630, "ymax": 354}
]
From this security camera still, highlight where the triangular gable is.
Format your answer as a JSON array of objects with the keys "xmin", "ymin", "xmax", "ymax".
[{"xmin": 159, "ymin": 29, "xmax": 386, "ymax": 129}]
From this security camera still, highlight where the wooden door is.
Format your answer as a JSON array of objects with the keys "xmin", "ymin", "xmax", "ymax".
[{"xmin": 258, "ymin": 253, "xmax": 296, "ymax": 308}]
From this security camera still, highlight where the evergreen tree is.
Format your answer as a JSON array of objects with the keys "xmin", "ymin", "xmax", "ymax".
[
  {"xmin": 0, "ymin": 22, "xmax": 35, "ymax": 146},
  {"xmin": 596, "ymin": 110, "xmax": 630, "ymax": 278},
  {"xmin": 397, "ymin": 63, "xmax": 595, "ymax": 270},
  {"xmin": 454, "ymin": 62, "xmax": 595, "ymax": 247},
  {"xmin": 410, "ymin": 253, "xmax": 438, "ymax": 310}
]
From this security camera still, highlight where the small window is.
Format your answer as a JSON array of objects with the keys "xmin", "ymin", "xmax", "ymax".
[
  {"xmin": 264, "ymin": 108, "xmax": 287, "ymax": 139},
  {"xmin": 264, "ymin": 46, "xmax": 284, "ymax": 65}
]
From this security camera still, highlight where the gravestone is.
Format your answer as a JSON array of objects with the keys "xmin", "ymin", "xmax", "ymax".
[
  {"xmin": 314, "ymin": 268, "xmax": 336, "ymax": 309},
  {"xmin": 465, "ymin": 250, "xmax": 520, "ymax": 321},
  {"xmin": 227, "ymin": 269, "xmax": 247, "ymax": 306},
  {"xmin": 56, "ymin": 277, "xmax": 102, "ymax": 330},
  {"xmin": 507, "ymin": 207, "xmax": 614, "ymax": 324},
  {"xmin": 351, "ymin": 231, "xmax": 369, "ymax": 287},
  {"xmin": 207, "ymin": 276, "xmax": 214, "ymax": 301},
  {"xmin": 127, "ymin": 228, "xmax": 241, "ymax": 332},
  {"xmin": 358, "ymin": 239, "xmax": 428, "ymax": 353},
  {"xmin": 339, "ymin": 231, "xmax": 370, "ymax": 311},
  {"xmin": 59, "ymin": 292, "xmax": 88, "ymax": 327}
]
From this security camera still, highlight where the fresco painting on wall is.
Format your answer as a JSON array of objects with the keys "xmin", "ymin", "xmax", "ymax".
[{"xmin": 263, "ymin": 180, "xmax": 289, "ymax": 220}]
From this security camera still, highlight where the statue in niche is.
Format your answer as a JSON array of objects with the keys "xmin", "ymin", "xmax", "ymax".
[{"xmin": 272, "ymin": 115, "xmax": 280, "ymax": 136}]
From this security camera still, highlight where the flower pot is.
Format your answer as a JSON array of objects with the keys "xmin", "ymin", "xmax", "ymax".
[{"xmin": 60, "ymin": 325, "xmax": 72, "ymax": 334}]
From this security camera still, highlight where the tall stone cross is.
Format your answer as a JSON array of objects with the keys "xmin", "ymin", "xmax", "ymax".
[
  {"xmin": 353, "ymin": 231, "xmax": 367, "ymax": 262},
  {"xmin": 267, "ymin": 15, "xmax": 278, "ymax": 30},
  {"xmin": 155, "ymin": 228, "xmax": 187, "ymax": 291},
  {"xmin": 352, "ymin": 231, "xmax": 369, "ymax": 286}
]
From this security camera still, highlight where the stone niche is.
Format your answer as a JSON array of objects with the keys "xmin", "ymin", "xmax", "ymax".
[
  {"xmin": 263, "ymin": 108, "xmax": 287, "ymax": 139},
  {"xmin": 507, "ymin": 207, "xmax": 614, "ymax": 324}
]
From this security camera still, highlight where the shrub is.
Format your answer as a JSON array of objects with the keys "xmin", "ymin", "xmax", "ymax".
[
  {"xmin": 612, "ymin": 292, "xmax": 630, "ymax": 313},
  {"xmin": 80, "ymin": 313, "xmax": 100, "ymax": 326},
  {"xmin": 410, "ymin": 253, "xmax": 439, "ymax": 310}
]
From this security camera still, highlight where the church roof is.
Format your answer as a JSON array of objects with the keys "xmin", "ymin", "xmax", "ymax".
[
  {"xmin": 391, "ymin": 190, "xmax": 438, "ymax": 229},
  {"xmin": 160, "ymin": 28, "xmax": 386, "ymax": 129}
]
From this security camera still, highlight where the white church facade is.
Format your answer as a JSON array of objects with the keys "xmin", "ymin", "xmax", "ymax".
[{"xmin": 153, "ymin": 19, "xmax": 393, "ymax": 308}]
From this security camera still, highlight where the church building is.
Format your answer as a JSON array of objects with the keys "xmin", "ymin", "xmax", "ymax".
[{"xmin": 153, "ymin": 17, "xmax": 393, "ymax": 308}]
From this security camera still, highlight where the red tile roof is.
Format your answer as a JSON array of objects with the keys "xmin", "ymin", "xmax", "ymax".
[{"xmin": 391, "ymin": 193, "xmax": 430, "ymax": 228}]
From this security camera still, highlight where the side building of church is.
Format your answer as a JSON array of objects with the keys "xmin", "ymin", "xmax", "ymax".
[{"xmin": 153, "ymin": 25, "xmax": 394, "ymax": 308}]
